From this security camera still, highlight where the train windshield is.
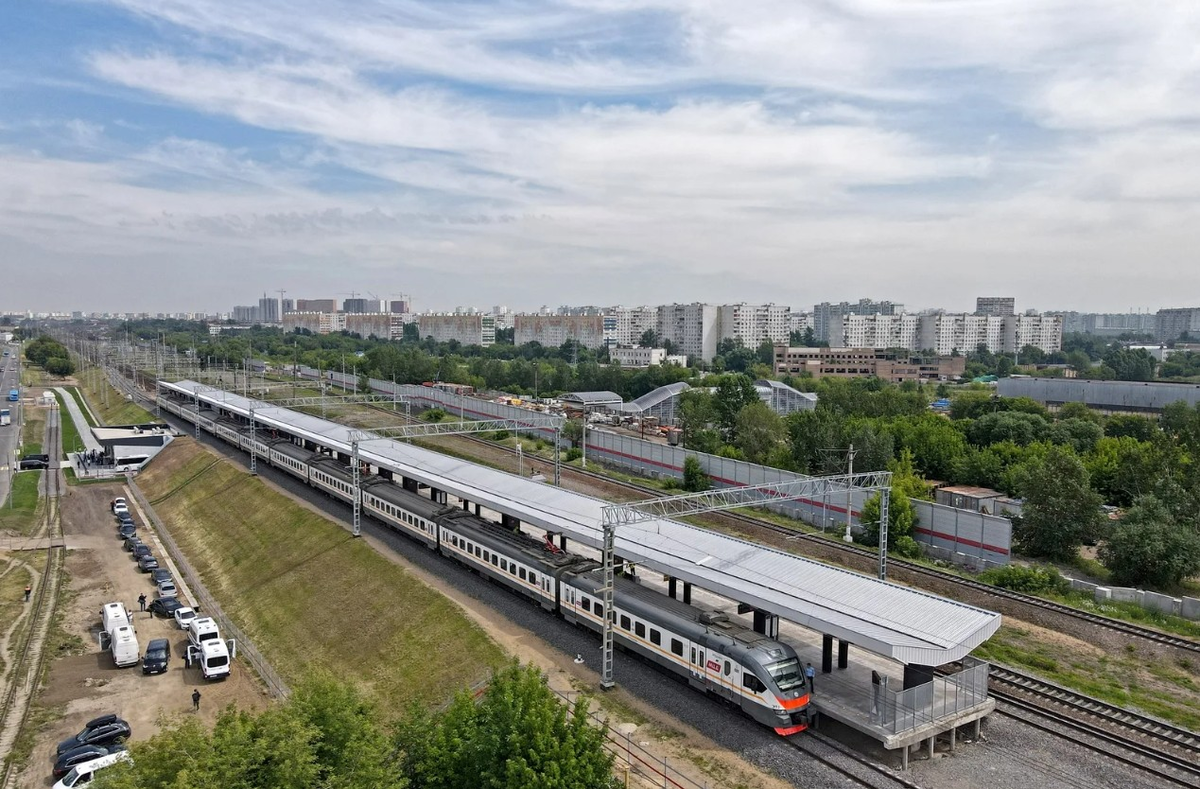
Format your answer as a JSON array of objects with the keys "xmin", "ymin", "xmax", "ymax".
[{"xmin": 765, "ymin": 659, "xmax": 804, "ymax": 691}]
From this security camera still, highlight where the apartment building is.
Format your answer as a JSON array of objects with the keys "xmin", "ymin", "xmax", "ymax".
[
  {"xmin": 830, "ymin": 313, "xmax": 921, "ymax": 349},
  {"xmin": 813, "ymin": 299, "xmax": 904, "ymax": 342},
  {"xmin": 718, "ymin": 303, "xmax": 791, "ymax": 347},
  {"xmin": 1156, "ymin": 307, "xmax": 1200, "ymax": 341},
  {"xmin": 514, "ymin": 314, "xmax": 606, "ymax": 349},
  {"xmin": 975, "ymin": 297, "xmax": 1015, "ymax": 317},
  {"xmin": 657, "ymin": 303, "xmax": 721, "ymax": 362},
  {"xmin": 282, "ymin": 311, "xmax": 345, "ymax": 334},
  {"xmin": 296, "ymin": 298, "xmax": 337, "ymax": 313},
  {"xmin": 605, "ymin": 306, "xmax": 659, "ymax": 347},
  {"xmin": 344, "ymin": 312, "xmax": 404, "ymax": 340},
  {"xmin": 918, "ymin": 314, "xmax": 1005, "ymax": 356},
  {"xmin": 418, "ymin": 314, "xmax": 496, "ymax": 346}
]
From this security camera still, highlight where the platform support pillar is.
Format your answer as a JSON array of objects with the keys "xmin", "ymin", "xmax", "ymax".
[
  {"xmin": 668, "ymin": 577, "xmax": 677, "ymax": 599},
  {"xmin": 502, "ymin": 513, "xmax": 521, "ymax": 532},
  {"xmin": 462, "ymin": 499, "xmax": 469, "ymax": 511},
  {"xmin": 926, "ymin": 737, "xmax": 934, "ymax": 759},
  {"xmin": 972, "ymin": 719, "xmax": 981, "ymax": 738},
  {"xmin": 558, "ymin": 534, "xmax": 567, "ymax": 551},
  {"xmin": 949, "ymin": 725, "xmax": 957, "ymax": 751},
  {"xmin": 752, "ymin": 611, "xmax": 780, "ymax": 639},
  {"xmin": 474, "ymin": 503, "xmax": 481, "ymax": 516},
  {"xmin": 682, "ymin": 582, "xmax": 692, "ymax": 605},
  {"xmin": 837, "ymin": 640, "xmax": 849, "ymax": 669},
  {"xmin": 822, "ymin": 634, "xmax": 833, "ymax": 673},
  {"xmin": 901, "ymin": 747, "xmax": 909, "ymax": 770}
]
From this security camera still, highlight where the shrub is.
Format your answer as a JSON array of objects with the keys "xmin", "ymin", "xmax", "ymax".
[
  {"xmin": 565, "ymin": 447, "xmax": 582, "ymax": 462},
  {"xmin": 979, "ymin": 564, "xmax": 1070, "ymax": 595},
  {"xmin": 491, "ymin": 430, "xmax": 510, "ymax": 441}
]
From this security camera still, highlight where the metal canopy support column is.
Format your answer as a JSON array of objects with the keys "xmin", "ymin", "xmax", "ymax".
[
  {"xmin": 249, "ymin": 404, "xmax": 257, "ymax": 475},
  {"xmin": 600, "ymin": 516, "xmax": 616, "ymax": 690},
  {"xmin": 351, "ymin": 439, "xmax": 361, "ymax": 537},
  {"xmin": 553, "ymin": 428, "xmax": 561, "ymax": 486},
  {"xmin": 878, "ymin": 488, "xmax": 890, "ymax": 581}
]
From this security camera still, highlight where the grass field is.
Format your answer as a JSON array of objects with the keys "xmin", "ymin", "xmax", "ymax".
[
  {"xmin": 0, "ymin": 471, "xmax": 42, "ymax": 534},
  {"xmin": 76, "ymin": 370, "xmax": 153, "ymax": 426},
  {"xmin": 137, "ymin": 439, "xmax": 505, "ymax": 711},
  {"xmin": 53, "ymin": 392, "xmax": 83, "ymax": 460},
  {"xmin": 20, "ymin": 407, "xmax": 45, "ymax": 458}
]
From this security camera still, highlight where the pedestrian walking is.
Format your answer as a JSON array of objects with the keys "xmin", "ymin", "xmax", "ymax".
[
  {"xmin": 24, "ymin": 585, "xmax": 31, "ymax": 602},
  {"xmin": 805, "ymin": 662, "xmax": 816, "ymax": 694},
  {"xmin": 138, "ymin": 593, "xmax": 147, "ymax": 612},
  {"xmin": 192, "ymin": 689, "xmax": 201, "ymax": 712}
]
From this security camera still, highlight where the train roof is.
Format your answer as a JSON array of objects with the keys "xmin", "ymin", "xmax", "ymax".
[{"xmin": 167, "ymin": 380, "xmax": 1001, "ymax": 665}]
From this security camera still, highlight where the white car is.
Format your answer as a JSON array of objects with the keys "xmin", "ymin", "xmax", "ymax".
[
  {"xmin": 174, "ymin": 606, "xmax": 197, "ymax": 630},
  {"xmin": 156, "ymin": 580, "xmax": 178, "ymax": 599},
  {"xmin": 110, "ymin": 497, "xmax": 127, "ymax": 513}
]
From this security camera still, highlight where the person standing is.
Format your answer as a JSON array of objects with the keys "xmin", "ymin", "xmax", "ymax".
[
  {"xmin": 138, "ymin": 593, "xmax": 147, "ymax": 612},
  {"xmin": 192, "ymin": 689, "xmax": 201, "ymax": 712},
  {"xmin": 24, "ymin": 584, "xmax": 31, "ymax": 602},
  {"xmin": 805, "ymin": 662, "xmax": 816, "ymax": 694}
]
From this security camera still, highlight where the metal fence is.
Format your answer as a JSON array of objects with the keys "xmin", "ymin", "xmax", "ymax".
[
  {"xmin": 877, "ymin": 658, "xmax": 990, "ymax": 734},
  {"xmin": 126, "ymin": 480, "xmax": 290, "ymax": 698}
]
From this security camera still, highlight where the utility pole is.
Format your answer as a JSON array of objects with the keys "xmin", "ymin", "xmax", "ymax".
[{"xmin": 844, "ymin": 443, "xmax": 857, "ymax": 543}]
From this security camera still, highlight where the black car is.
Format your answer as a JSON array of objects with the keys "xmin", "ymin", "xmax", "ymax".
[
  {"xmin": 118, "ymin": 523, "xmax": 137, "ymax": 540},
  {"xmin": 147, "ymin": 596, "xmax": 183, "ymax": 618},
  {"xmin": 18, "ymin": 458, "xmax": 47, "ymax": 470},
  {"xmin": 142, "ymin": 638, "xmax": 170, "ymax": 675},
  {"xmin": 132, "ymin": 544, "xmax": 152, "ymax": 561},
  {"xmin": 150, "ymin": 568, "xmax": 172, "ymax": 586},
  {"xmin": 116, "ymin": 513, "xmax": 134, "ymax": 526},
  {"xmin": 52, "ymin": 744, "xmax": 126, "ymax": 779},
  {"xmin": 123, "ymin": 535, "xmax": 143, "ymax": 552},
  {"xmin": 138, "ymin": 555, "xmax": 159, "ymax": 573},
  {"xmin": 55, "ymin": 716, "xmax": 131, "ymax": 755}
]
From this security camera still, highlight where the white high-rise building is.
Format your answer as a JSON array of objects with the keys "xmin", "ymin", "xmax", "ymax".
[
  {"xmin": 657, "ymin": 303, "xmax": 721, "ymax": 362},
  {"xmin": 832, "ymin": 313, "xmax": 921, "ymax": 350},
  {"xmin": 605, "ymin": 306, "xmax": 659, "ymax": 346},
  {"xmin": 718, "ymin": 303, "xmax": 791, "ymax": 347}
]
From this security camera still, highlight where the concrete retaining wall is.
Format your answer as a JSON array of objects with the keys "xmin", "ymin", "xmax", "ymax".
[{"xmin": 1064, "ymin": 576, "xmax": 1200, "ymax": 620}]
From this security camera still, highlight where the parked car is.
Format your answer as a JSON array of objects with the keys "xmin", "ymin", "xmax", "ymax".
[
  {"xmin": 123, "ymin": 535, "xmax": 143, "ymax": 552},
  {"xmin": 147, "ymin": 597, "xmax": 183, "ymax": 618},
  {"xmin": 132, "ymin": 544, "xmax": 152, "ymax": 561},
  {"xmin": 53, "ymin": 750, "xmax": 131, "ymax": 789},
  {"xmin": 18, "ymin": 458, "xmax": 47, "ymax": 470},
  {"xmin": 53, "ymin": 744, "xmax": 125, "ymax": 779},
  {"xmin": 110, "ymin": 497, "xmax": 127, "ymax": 513},
  {"xmin": 174, "ymin": 606, "xmax": 197, "ymax": 630},
  {"xmin": 150, "ymin": 568, "xmax": 173, "ymax": 586},
  {"xmin": 117, "ymin": 523, "xmax": 137, "ymax": 540},
  {"xmin": 55, "ymin": 716, "xmax": 131, "ymax": 755},
  {"xmin": 141, "ymin": 638, "xmax": 170, "ymax": 675},
  {"xmin": 137, "ymin": 555, "xmax": 159, "ymax": 573},
  {"xmin": 116, "ymin": 512, "xmax": 134, "ymax": 526},
  {"xmin": 156, "ymin": 579, "xmax": 178, "ymax": 598}
]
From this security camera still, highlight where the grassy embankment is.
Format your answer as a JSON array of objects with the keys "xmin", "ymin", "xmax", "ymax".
[
  {"xmin": 974, "ymin": 625, "xmax": 1200, "ymax": 730},
  {"xmin": 137, "ymin": 439, "xmax": 505, "ymax": 711},
  {"xmin": 66, "ymin": 386, "xmax": 97, "ymax": 427},
  {"xmin": 53, "ymin": 391, "xmax": 82, "ymax": 460},
  {"xmin": 76, "ymin": 368, "xmax": 154, "ymax": 426},
  {"xmin": 0, "ymin": 404, "xmax": 46, "ymax": 533}
]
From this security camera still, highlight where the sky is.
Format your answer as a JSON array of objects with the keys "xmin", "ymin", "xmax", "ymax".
[{"xmin": 2, "ymin": 1, "xmax": 1199, "ymax": 315}]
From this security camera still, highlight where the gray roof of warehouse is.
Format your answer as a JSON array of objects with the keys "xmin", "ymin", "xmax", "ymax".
[
  {"xmin": 169, "ymin": 380, "xmax": 1000, "ymax": 664},
  {"xmin": 560, "ymin": 391, "xmax": 623, "ymax": 405}
]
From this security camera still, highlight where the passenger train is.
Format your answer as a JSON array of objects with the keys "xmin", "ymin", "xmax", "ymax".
[{"xmin": 159, "ymin": 394, "xmax": 810, "ymax": 734}]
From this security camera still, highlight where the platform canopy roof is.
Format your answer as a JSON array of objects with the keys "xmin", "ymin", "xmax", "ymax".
[{"xmin": 165, "ymin": 380, "xmax": 1001, "ymax": 665}]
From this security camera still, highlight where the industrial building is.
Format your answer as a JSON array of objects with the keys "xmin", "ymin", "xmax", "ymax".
[
  {"xmin": 997, "ymin": 377, "xmax": 1200, "ymax": 414},
  {"xmin": 754, "ymin": 379, "xmax": 818, "ymax": 414},
  {"xmin": 610, "ymin": 347, "xmax": 688, "ymax": 368}
]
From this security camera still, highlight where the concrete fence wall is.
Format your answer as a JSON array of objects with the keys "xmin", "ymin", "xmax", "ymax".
[
  {"xmin": 1068, "ymin": 577, "xmax": 1200, "ymax": 621},
  {"xmin": 297, "ymin": 368, "xmax": 1014, "ymax": 566}
]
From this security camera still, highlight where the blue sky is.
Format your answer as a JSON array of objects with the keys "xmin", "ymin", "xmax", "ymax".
[{"xmin": 2, "ymin": 0, "xmax": 1198, "ymax": 314}]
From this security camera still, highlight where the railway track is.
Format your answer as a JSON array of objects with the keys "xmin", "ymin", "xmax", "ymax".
[
  {"xmin": 791, "ymin": 731, "xmax": 926, "ymax": 789},
  {"xmin": 0, "ymin": 410, "xmax": 66, "ymax": 789}
]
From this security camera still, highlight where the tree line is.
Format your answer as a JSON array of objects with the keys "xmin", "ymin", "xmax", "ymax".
[
  {"xmin": 95, "ymin": 664, "xmax": 616, "ymax": 789},
  {"xmin": 23, "ymin": 335, "xmax": 75, "ymax": 376}
]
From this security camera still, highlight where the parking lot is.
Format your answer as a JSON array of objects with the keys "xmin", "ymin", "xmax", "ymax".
[{"xmin": 17, "ymin": 481, "xmax": 265, "ymax": 788}]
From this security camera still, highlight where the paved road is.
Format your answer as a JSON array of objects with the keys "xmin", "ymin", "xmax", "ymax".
[{"xmin": 0, "ymin": 343, "xmax": 20, "ymax": 506}]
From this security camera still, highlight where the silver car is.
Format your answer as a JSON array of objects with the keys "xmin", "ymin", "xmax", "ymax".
[{"xmin": 156, "ymin": 579, "xmax": 178, "ymax": 599}]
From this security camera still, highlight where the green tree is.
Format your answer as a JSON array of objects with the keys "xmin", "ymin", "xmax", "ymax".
[
  {"xmin": 713, "ymin": 374, "xmax": 759, "ymax": 439},
  {"xmin": 1098, "ymin": 495, "xmax": 1200, "ymax": 589},
  {"xmin": 678, "ymin": 389, "xmax": 721, "ymax": 453},
  {"xmin": 732, "ymin": 402, "xmax": 784, "ymax": 464},
  {"xmin": 682, "ymin": 456, "xmax": 710, "ymax": 492},
  {"xmin": 1046, "ymin": 418, "xmax": 1103, "ymax": 454},
  {"xmin": 1012, "ymin": 446, "xmax": 1105, "ymax": 561},
  {"xmin": 1102, "ymin": 346, "xmax": 1155, "ymax": 381},
  {"xmin": 397, "ymin": 662, "xmax": 615, "ymax": 789},
  {"xmin": 857, "ymin": 451, "xmax": 928, "ymax": 557},
  {"xmin": 1104, "ymin": 414, "xmax": 1157, "ymax": 441},
  {"xmin": 968, "ymin": 411, "xmax": 1048, "ymax": 447}
]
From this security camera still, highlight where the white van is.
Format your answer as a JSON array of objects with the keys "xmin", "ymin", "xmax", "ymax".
[
  {"xmin": 187, "ymin": 617, "xmax": 220, "ymax": 649},
  {"xmin": 108, "ymin": 625, "xmax": 139, "ymax": 668},
  {"xmin": 192, "ymin": 639, "xmax": 231, "ymax": 680},
  {"xmin": 53, "ymin": 750, "xmax": 131, "ymax": 788},
  {"xmin": 100, "ymin": 602, "xmax": 130, "ymax": 635}
]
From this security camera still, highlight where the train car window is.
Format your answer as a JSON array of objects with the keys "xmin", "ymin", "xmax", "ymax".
[
  {"xmin": 671, "ymin": 639, "xmax": 684, "ymax": 656},
  {"xmin": 509, "ymin": 564, "xmax": 516, "ymax": 576},
  {"xmin": 620, "ymin": 615, "xmax": 630, "ymax": 630},
  {"xmin": 634, "ymin": 622, "xmax": 646, "ymax": 638},
  {"xmin": 500, "ymin": 559, "xmax": 508, "ymax": 571},
  {"xmin": 519, "ymin": 568, "xmax": 527, "ymax": 581},
  {"xmin": 724, "ymin": 661, "xmax": 731, "ymax": 676},
  {"xmin": 580, "ymin": 596, "xmax": 590, "ymax": 609},
  {"xmin": 742, "ymin": 674, "xmax": 763, "ymax": 692},
  {"xmin": 491, "ymin": 555, "xmax": 499, "ymax": 567},
  {"xmin": 593, "ymin": 601, "xmax": 604, "ymax": 617},
  {"xmin": 690, "ymin": 647, "xmax": 696, "ymax": 664},
  {"xmin": 529, "ymin": 572, "xmax": 538, "ymax": 584},
  {"xmin": 650, "ymin": 629, "xmax": 661, "ymax": 646}
]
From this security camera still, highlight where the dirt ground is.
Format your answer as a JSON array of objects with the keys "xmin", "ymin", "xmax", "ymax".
[{"xmin": 14, "ymin": 480, "xmax": 266, "ymax": 789}]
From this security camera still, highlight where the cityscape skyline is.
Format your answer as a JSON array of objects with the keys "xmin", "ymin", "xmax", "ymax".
[{"xmin": 3, "ymin": 2, "xmax": 1200, "ymax": 312}]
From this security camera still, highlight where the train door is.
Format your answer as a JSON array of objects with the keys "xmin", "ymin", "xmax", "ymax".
[{"xmin": 689, "ymin": 645, "xmax": 705, "ymax": 689}]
